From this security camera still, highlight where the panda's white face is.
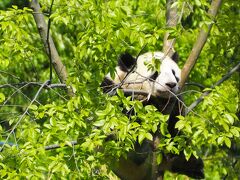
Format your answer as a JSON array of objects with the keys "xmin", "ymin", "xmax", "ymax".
[{"xmin": 104, "ymin": 51, "xmax": 181, "ymax": 98}]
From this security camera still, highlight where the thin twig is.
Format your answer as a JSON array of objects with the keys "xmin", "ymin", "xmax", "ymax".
[
  {"xmin": 0, "ymin": 82, "xmax": 67, "ymax": 89},
  {"xmin": 72, "ymin": 142, "xmax": 81, "ymax": 174},
  {"xmin": 0, "ymin": 75, "xmax": 42, "ymax": 107},
  {"xmin": 0, "ymin": 70, "xmax": 21, "ymax": 80},
  {"xmin": 0, "ymin": 80, "xmax": 50, "ymax": 152},
  {"xmin": 178, "ymin": 2, "xmax": 186, "ymax": 24},
  {"xmin": 1, "ymin": 83, "xmax": 41, "ymax": 106},
  {"xmin": 185, "ymin": 82, "xmax": 205, "ymax": 89},
  {"xmin": 47, "ymin": 0, "xmax": 55, "ymax": 83}
]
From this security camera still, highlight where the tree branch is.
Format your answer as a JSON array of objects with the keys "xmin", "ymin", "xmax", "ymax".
[
  {"xmin": 179, "ymin": 0, "xmax": 222, "ymax": 89},
  {"xmin": 163, "ymin": 0, "xmax": 178, "ymax": 57},
  {"xmin": 29, "ymin": 0, "xmax": 74, "ymax": 96},
  {"xmin": 0, "ymin": 140, "xmax": 78, "ymax": 151},
  {"xmin": 186, "ymin": 62, "xmax": 240, "ymax": 114},
  {"xmin": 45, "ymin": 140, "xmax": 78, "ymax": 150}
]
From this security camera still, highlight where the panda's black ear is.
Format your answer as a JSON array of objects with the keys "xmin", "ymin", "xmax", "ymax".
[
  {"xmin": 171, "ymin": 52, "xmax": 179, "ymax": 63},
  {"xmin": 118, "ymin": 52, "xmax": 136, "ymax": 72}
]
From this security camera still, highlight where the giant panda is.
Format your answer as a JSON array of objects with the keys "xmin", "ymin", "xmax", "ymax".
[
  {"xmin": 101, "ymin": 51, "xmax": 180, "ymax": 98},
  {"xmin": 101, "ymin": 51, "xmax": 204, "ymax": 179}
]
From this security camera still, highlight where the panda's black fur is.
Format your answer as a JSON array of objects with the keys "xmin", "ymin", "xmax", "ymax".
[{"xmin": 101, "ymin": 52, "xmax": 204, "ymax": 179}]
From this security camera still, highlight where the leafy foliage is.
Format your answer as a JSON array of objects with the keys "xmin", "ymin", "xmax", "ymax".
[{"xmin": 0, "ymin": 0, "xmax": 239, "ymax": 179}]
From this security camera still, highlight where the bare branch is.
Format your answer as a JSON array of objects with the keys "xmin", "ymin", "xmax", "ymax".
[
  {"xmin": 151, "ymin": 136, "xmax": 160, "ymax": 180},
  {"xmin": 0, "ymin": 140, "xmax": 78, "ymax": 151},
  {"xmin": 163, "ymin": 0, "xmax": 178, "ymax": 57},
  {"xmin": 179, "ymin": 0, "xmax": 222, "ymax": 89},
  {"xmin": 30, "ymin": 0, "xmax": 67, "ymax": 83},
  {"xmin": 186, "ymin": 62, "xmax": 240, "ymax": 114}
]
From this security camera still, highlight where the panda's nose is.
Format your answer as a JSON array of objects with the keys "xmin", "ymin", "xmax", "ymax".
[{"xmin": 165, "ymin": 82, "xmax": 177, "ymax": 89}]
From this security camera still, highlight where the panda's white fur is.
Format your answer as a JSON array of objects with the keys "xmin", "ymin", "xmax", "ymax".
[{"xmin": 105, "ymin": 51, "xmax": 181, "ymax": 98}]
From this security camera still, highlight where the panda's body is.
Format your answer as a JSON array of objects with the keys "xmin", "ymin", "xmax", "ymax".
[{"xmin": 101, "ymin": 51, "xmax": 204, "ymax": 179}]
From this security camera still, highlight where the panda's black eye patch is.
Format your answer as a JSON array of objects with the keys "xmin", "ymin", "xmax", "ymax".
[
  {"xmin": 118, "ymin": 53, "xmax": 136, "ymax": 72},
  {"xmin": 175, "ymin": 77, "xmax": 180, "ymax": 82},
  {"xmin": 149, "ymin": 71, "xmax": 158, "ymax": 81},
  {"xmin": 172, "ymin": 70, "xmax": 179, "ymax": 82}
]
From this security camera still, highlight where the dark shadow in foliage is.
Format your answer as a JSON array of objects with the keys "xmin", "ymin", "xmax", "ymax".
[{"xmin": 0, "ymin": 0, "xmax": 29, "ymax": 9}]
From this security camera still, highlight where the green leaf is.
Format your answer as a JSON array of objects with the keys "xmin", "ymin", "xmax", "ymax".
[
  {"xmin": 175, "ymin": 120, "xmax": 185, "ymax": 130},
  {"xmin": 29, "ymin": 104, "xmax": 38, "ymax": 111},
  {"xmin": 160, "ymin": 122, "xmax": 168, "ymax": 136},
  {"xmin": 171, "ymin": 2, "xmax": 178, "ymax": 8},
  {"xmin": 185, "ymin": 122, "xmax": 192, "ymax": 133},
  {"xmin": 117, "ymin": 89, "xmax": 124, "ymax": 98},
  {"xmin": 157, "ymin": 153, "xmax": 163, "ymax": 165},
  {"xmin": 9, "ymin": 118, "xmax": 15, "ymax": 125},
  {"xmin": 49, "ymin": 117, "xmax": 56, "ymax": 126},
  {"xmin": 222, "ymin": 121, "xmax": 229, "ymax": 132},
  {"xmin": 145, "ymin": 133, "xmax": 153, "ymax": 141},
  {"xmin": 194, "ymin": 0, "xmax": 201, "ymax": 6},
  {"xmin": 138, "ymin": 132, "xmax": 145, "ymax": 144},
  {"xmin": 0, "ymin": 59, "xmax": 9, "ymax": 68},
  {"xmin": 230, "ymin": 128, "xmax": 240, "ymax": 137},
  {"xmin": 95, "ymin": 110, "xmax": 105, "ymax": 117},
  {"xmin": 67, "ymin": 101, "xmax": 74, "ymax": 111},
  {"xmin": 152, "ymin": 123, "xmax": 158, "ymax": 133},
  {"xmin": 65, "ymin": 141, "xmax": 73, "ymax": 147},
  {"xmin": 12, "ymin": 5, "xmax": 18, "ymax": 9},
  {"xmin": 183, "ymin": 148, "xmax": 192, "ymax": 161},
  {"xmin": 87, "ymin": 155, "xmax": 95, "ymax": 161},
  {"xmin": 0, "ymin": 93, "xmax": 5, "ymax": 103},
  {"xmin": 144, "ymin": 105, "xmax": 157, "ymax": 112},
  {"xmin": 38, "ymin": 112, "xmax": 45, "ymax": 119},
  {"xmin": 217, "ymin": 136, "xmax": 224, "ymax": 145},
  {"xmin": 131, "ymin": 122, "xmax": 140, "ymax": 129},
  {"xmin": 139, "ymin": 37, "xmax": 144, "ymax": 47},
  {"xmin": 93, "ymin": 120, "xmax": 105, "ymax": 127},
  {"xmin": 212, "ymin": 111, "xmax": 218, "ymax": 119},
  {"xmin": 83, "ymin": 92, "xmax": 91, "ymax": 103},
  {"xmin": 224, "ymin": 113, "xmax": 234, "ymax": 124},
  {"xmin": 224, "ymin": 137, "xmax": 231, "ymax": 148}
]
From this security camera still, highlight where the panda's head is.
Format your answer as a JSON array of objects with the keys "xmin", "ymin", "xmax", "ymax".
[{"xmin": 102, "ymin": 51, "xmax": 181, "ymax": 98}]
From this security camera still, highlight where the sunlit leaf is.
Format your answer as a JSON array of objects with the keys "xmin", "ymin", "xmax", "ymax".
[{"xmin": 0, "ymin": 93, "xmax": 5, "ymax": 103}]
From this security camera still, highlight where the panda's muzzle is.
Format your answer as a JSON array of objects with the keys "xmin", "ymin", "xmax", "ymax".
[{"xmin": 165, "ymin": 82, "xmax": 177, "ymax": 89}]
